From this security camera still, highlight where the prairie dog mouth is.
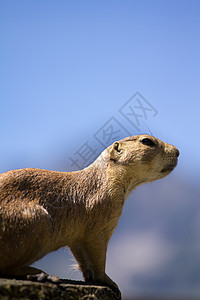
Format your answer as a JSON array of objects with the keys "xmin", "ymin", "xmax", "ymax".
[{"xmin": 161, "ymin": 161, "xmax": 177, "ymax": 173}]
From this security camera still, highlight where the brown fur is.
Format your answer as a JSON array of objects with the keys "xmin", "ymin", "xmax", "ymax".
[{"xmin": 0, "ymin": 135, "xmax": 179, "ymax": 290}]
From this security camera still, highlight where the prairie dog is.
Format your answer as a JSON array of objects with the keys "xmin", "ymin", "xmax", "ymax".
[{"xmin": 0, "ymin": 135, "xmax": 179, "ymax": 293}]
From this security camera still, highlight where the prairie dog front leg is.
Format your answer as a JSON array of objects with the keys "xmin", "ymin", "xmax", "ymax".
[
  {"xmin": 70, "ymin": 240, "xmax": 108, "ymax": 284},
  {"xmin": 70, "ymin": 241, "xmax": 121, "ymax": 299},
  {"xmin": 70, "ymin": 242, "xmax": 95, "ymax": 282}
]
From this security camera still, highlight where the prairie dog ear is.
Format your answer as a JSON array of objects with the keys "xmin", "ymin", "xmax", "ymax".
[{"xmin": 110, "ymin": 141, "xmax": 123, "ymax": 161}]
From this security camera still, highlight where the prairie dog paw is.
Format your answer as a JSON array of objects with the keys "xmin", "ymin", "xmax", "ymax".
[
  {"xmin": 95, "ymin": 274, "xmax": 121, "ymax": 299},
  {"xmin": 27, "ymin": 272, "xmax": 61, "ymax": 284},
  {"xmin": 84, "ymin": 269, "xmax": 95, "ymax": 283}
]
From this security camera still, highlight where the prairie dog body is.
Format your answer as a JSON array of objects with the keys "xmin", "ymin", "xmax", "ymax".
[{"xmin": 0, "ymin": 135, "xmax": 179, "ymax": 292}]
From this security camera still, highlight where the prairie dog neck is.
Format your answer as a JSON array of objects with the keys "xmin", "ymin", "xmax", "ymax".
[{"xmin": 80, "ymin": 151, "xmax": 138, "ymax": 205}]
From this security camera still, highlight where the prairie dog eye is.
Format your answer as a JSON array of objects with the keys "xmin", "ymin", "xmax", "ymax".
[
  {"xmin": 114, "ymin": 142, "xmax": 120, "ymax": 152},
  {"xmin": 140, "ymin": 138, "xmax": 155, "ymax": 147}
]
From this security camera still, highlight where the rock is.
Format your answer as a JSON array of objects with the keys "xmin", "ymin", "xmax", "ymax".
[{"xmin": 0, "ymin": 278, "xmax": 120, "ymax": 300}]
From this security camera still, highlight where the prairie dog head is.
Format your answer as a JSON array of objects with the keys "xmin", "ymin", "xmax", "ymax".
[{"xmin": 103, "ymin": 134, "xmax": 179, "ymax": 189}]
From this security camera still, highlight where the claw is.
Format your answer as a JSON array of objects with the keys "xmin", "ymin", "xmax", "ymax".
[
  {"xmin": 27, "ymin": 272, "xmax": 61, "ymax": 284},
  {"xmin": 27, "ymin": 272, "xmax": 47, "ymax": 282},
  {"xmin": 47, "ymin": 275, "xmax": 61, "ymax": 283}
]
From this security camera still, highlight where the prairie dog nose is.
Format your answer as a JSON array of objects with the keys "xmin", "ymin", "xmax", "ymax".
[{"xmin": 174, "ymin": 147, "xmax": 180, "ymax": 157}]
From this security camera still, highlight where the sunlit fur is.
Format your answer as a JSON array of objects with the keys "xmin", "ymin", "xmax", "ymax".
[{"xmin": 0, "ymin": 135, "xmax": 179, "ymax": 292}]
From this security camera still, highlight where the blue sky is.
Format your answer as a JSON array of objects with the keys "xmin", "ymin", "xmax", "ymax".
[
  {"xmin": 1, "ymin": 1, "xmax": 200, "ymax": 297},
  {"xmin": 1, "ymin": 1, "xmax": 200, "ymax": 183}
]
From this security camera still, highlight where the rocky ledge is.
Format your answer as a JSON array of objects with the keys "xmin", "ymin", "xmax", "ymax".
[{"xmin": 0, "ymin": 278, "xmax": 120, "ymax": 300}]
